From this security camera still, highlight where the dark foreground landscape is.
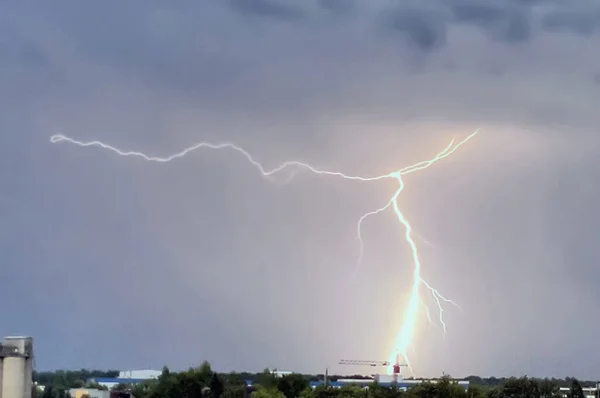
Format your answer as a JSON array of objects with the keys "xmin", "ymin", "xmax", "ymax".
[{"xmin": 34, "ymin": 363, "xmax": 598, "ymax": 398}]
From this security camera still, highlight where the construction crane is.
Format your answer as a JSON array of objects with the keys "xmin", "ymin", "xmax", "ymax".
[
  {"xmin": 339, "ymin": 360, "xmax": 390, "ymax": 367},
  {"xmin": 340, "ymin": 355, "xmax": 408, "ymax": 383}
]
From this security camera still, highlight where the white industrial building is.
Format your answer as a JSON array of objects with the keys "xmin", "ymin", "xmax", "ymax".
[
  {"xmin": 269, "ymin": 370, "xmax": 292, "ymax": 378},
  {"xmin": 117, "ymin": 370, "xmax": 161, "ymax": 380},
  {"xmin": 89, "ymin": 369, "xmax": 161, "ymax": 389},
  {"xmin": 559, "ymin": 386, "xmax": 598, "ymax": 398},
  {"xmin": 0, "ymin": 336, "xmax": 34, "ymax": 398}
]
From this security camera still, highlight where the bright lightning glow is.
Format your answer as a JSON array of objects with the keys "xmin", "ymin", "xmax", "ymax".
[{"xmin": 49, "ymin": 129, "xmax": 479, "ymax": 374}]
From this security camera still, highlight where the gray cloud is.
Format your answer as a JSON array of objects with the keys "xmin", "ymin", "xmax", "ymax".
[
  {"xmin": 318, "ymin": 0, "xmax": 356, "ymax": 13},
  {"xmin": 226, "ymin": 0, "xmax": 600, "ymax": 52},
  {"xmin": 381, "ymin": 0, "xmax": 600, "ymax": 51},
  {"xmin": 540, "ymin": 5, "xmax": 600, "ymax": 36},
  {"xmin": 448, "ymin": 0, "xmax": 533, "ymax": 43},
  {"xmin": 384, "ymin": 5, "xmax": 449, "ymax": 52},
  {"xmin": 2, "ymin": 0, "xmax": 600, "ymax": 380},
  {"xmin": 227, "ymin": 0, "xmax": 306, "ymax": 19}
]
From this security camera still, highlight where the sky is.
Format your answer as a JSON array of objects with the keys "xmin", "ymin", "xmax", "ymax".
[{"xmin": 2, "ymin": 0, "xmax": 600, "ymax": 379}]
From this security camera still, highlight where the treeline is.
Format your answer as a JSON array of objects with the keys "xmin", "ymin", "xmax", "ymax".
[
  {"xmin": 33, "ymin": 363, "xmax": 599, "ymax": 398},
  {"xmin": 34, "ymin": 369, "xmax": 119, "ymax": 389}
]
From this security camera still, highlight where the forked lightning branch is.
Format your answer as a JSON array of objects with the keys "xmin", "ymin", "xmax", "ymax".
[{"xmin": 50, "ymin": 129, "xmax": 479, "ymax": 376}]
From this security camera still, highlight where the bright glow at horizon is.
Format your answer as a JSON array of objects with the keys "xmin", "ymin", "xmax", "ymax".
[{"xmin": 50, "ymin": 129, "xmax": 479, "ymax": 374}]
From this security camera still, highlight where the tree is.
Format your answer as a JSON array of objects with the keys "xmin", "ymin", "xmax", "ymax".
[
  {"xmin": 256, "ymin": 370, "xmax": 278, "ymax": 390},
  {"xmin": 369, "ymin": 382, "xmax": 404, "ymax": 398},
  {"xmin": 198, "ymin": 362, "xmax": 213, "ymax": 383},
  {"xmin": 42, "ymin": 385, "xmax": 55, "ymax": 398},
  {"xmin": 501, "ymin": 376, "xmax": 539, "ymax": 398},
  {"xmin": 224, "ymin": 372, "xmax": 247, "ymax": 387},
  {"xmin": 112, "ymin": 383, "xmax": 131, "ymax": 392},
  {"xmin": 276, "ymin": 374, "xmax": 309, "ymax": 398},
  {"xmin": 253, "ymin": 387, "xmax": 286, "ymax": 398},
  {"xmin": 211, "ymin": 373, "xmax": 225, "ymax": 398},
  {"xmin": 538, "ymin": 379, "xmax": 561, "ymax": 398},
  {"xmin": 568, "ymin": 379, "xmax": 584, "ymax": 398},
  {"xmin": 466, "ymin": 385, "xmax": 486, "ymax": 398}
]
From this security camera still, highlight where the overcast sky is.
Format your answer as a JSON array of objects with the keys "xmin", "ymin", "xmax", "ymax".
[{"xmin": 2, "ymin": 0, "xmax": 600, "ymax": 379}]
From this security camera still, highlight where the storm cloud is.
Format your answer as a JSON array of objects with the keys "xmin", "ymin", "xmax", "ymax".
[{"xmin": 2, "ymin": 0, "xmax": 600, "ymax": 380}]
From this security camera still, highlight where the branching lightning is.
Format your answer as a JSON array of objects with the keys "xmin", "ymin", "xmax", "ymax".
[{"xmin": 50, "ymin": 129, "xmax": 479, "ymax": 374}]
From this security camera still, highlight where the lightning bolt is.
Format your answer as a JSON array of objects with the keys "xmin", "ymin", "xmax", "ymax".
[{"xmin": 49, "ymin": 129, "xmax": 479, "ymax": 373}]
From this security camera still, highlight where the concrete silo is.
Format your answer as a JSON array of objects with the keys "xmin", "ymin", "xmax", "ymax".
[
  {"xmin": 0, "ymin": 354, "xmax": 4, "ymax": 398},
  {"xmin": 0, "ymin": 336, "xmax": 34, "ymax": 398}
]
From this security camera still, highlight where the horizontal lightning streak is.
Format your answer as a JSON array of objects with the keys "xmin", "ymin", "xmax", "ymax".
[{"xmin": 50, "ymin": 129, "xmax": 479, "ymax": 374}]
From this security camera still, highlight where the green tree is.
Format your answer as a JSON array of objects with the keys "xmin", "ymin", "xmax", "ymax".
[
  {"xmin": 299, "ymin": 388, "xmax": 315, "ymax": 398},
  {"xmin": 223, "ymin": 373, "xmax": 247, "ymax": 387},
  {"xmin": 174, "ymin": 368, "xmax": 206, "ymax": 398},
  {"xmin": 466, "ymin": 385, "xmax": 487, "ymax": 398},
  {"xmin": 254, "ymin": 387, "xmax": 286, "ymax": 398},
  {"xmin": 568, "ymin": 379, "xmax": 584, "ymax": 398},
  {"xmin": 501, "ymin": 377, "xmax": 539, "ymax": 398},
  {"xmin": 112, "ymin": 383, "xmax": 131, "ymax": 392},
  {"xmin": 276, "ymin": 374, "xmax": 310, "ymax": 398},
  {"xmin": 42, "ymin": 386, "xmax": 55, "ymax": 398},
  {"xmin": 538, "ymin": 379, "xmax": 561, "ymax": 398},
  {"xmin": 198, "ymin": 362, "xmax": 213, "ymax": 383},
  {"xmin": 337, "ymin": 385, "xmax": 366, "ymax": 398},
  {"xmin": 221, "ymin": 386, "xmax": 246, "ymax": 398},
  {"xmin": 487, "ymin": 387, "xmax": 502, "ymax": 398},
  {"xmin": 369, "ymin": 383, "xmax": 404, "ymax": 398},
  {"xmin": 211, "ymin": 373, "xmax": 225, "ymax": 398},
  {"xmin": 256, "ymin": 370, "xmax": 278, "ymax": 390}
]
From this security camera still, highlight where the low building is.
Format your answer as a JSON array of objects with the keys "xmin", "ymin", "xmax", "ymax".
[
  {"xmin": 68, "ymin": 389, "xmax": 134, "ymax": 398},
  {"xmin": 88, "ymin": 369, "xmax": 161, "ymax": 389},
  {"xmin": 269, "ymin": 370, "xmax": 293, "ymax": 378},
  {"xmin": 118, "ymin": 370, "xmax": 161, "ymax": 380},
  {"xmin": 559, "ymin": 386, "xmax": 597, "ymax": 398},
  {"xmin": 309, "ymin": 377, "xmax": 470, "ymax": 391},
  {"xmin": 90, "ymin": 379, "xmax": 149, "ymax": 390},
  {"xmin": 69, "ymin": 388, "xmax": 110, "ymax": 398}
]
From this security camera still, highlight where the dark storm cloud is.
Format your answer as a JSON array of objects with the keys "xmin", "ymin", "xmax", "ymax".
[
  {"xmin": 447, "ymin": 0, "xmax": 533, "ymax": 43},
  {"xmin": 382, "ymin": 0, "xmax": 600, "ymax": 51},
  {"xmin": 380, "ymin": 0, "xmax": 537, "ymax": 51},
  {"xmin": 385, "ymin": 6, "xmax": 449, "ymax": 52},
  {"xmin": 0, "ymin": 19, "xmax": 49, "ymax": 68},
  {"xmin": 318, "ymin": 0, "xmax": 356, "ymax": 13},
  {"xmin": 228, "ymin": 0, "xmax": 306, "ymax": 19},
  {"xmin": 540, "ymin": 5, "xmax": 600, "ymax": 37},
  {"xmin": 227, "ymin": 0, "xmax": 600, "ymax": 52}
]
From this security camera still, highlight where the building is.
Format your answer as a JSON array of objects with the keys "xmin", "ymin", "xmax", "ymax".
[
  {"xmin": 68, "ymin": 389, "xmax": 134, "ymax": 398},
  {"xmin": 69, "ymin": 389, "xmax": 110, "ymax": 398},
  {"xmin": 88, "ymin": 369, "xmax": 161, "ymax": 390},
  {"xmin": 559, "ymin": 386, "xmax": 598, "ymax": 398},
  {"xmin": 270, "ymin": 370, "xmax": 293, "ymax": 378},
  {"xmin": 309, "ymin": 377, "xmax": 470, "ymax": 391},
  {"xmin": 0, "ymin": 336, "xmax": 34, "ymax": 398},
  {"xmin": 118, "ymin": 371, "xmax": 161, "ymax": 380}
]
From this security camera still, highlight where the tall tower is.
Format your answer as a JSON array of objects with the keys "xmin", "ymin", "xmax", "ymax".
[{"xmin": 0, "ymin": 336, "xmax": 34, "ymax": 398}]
